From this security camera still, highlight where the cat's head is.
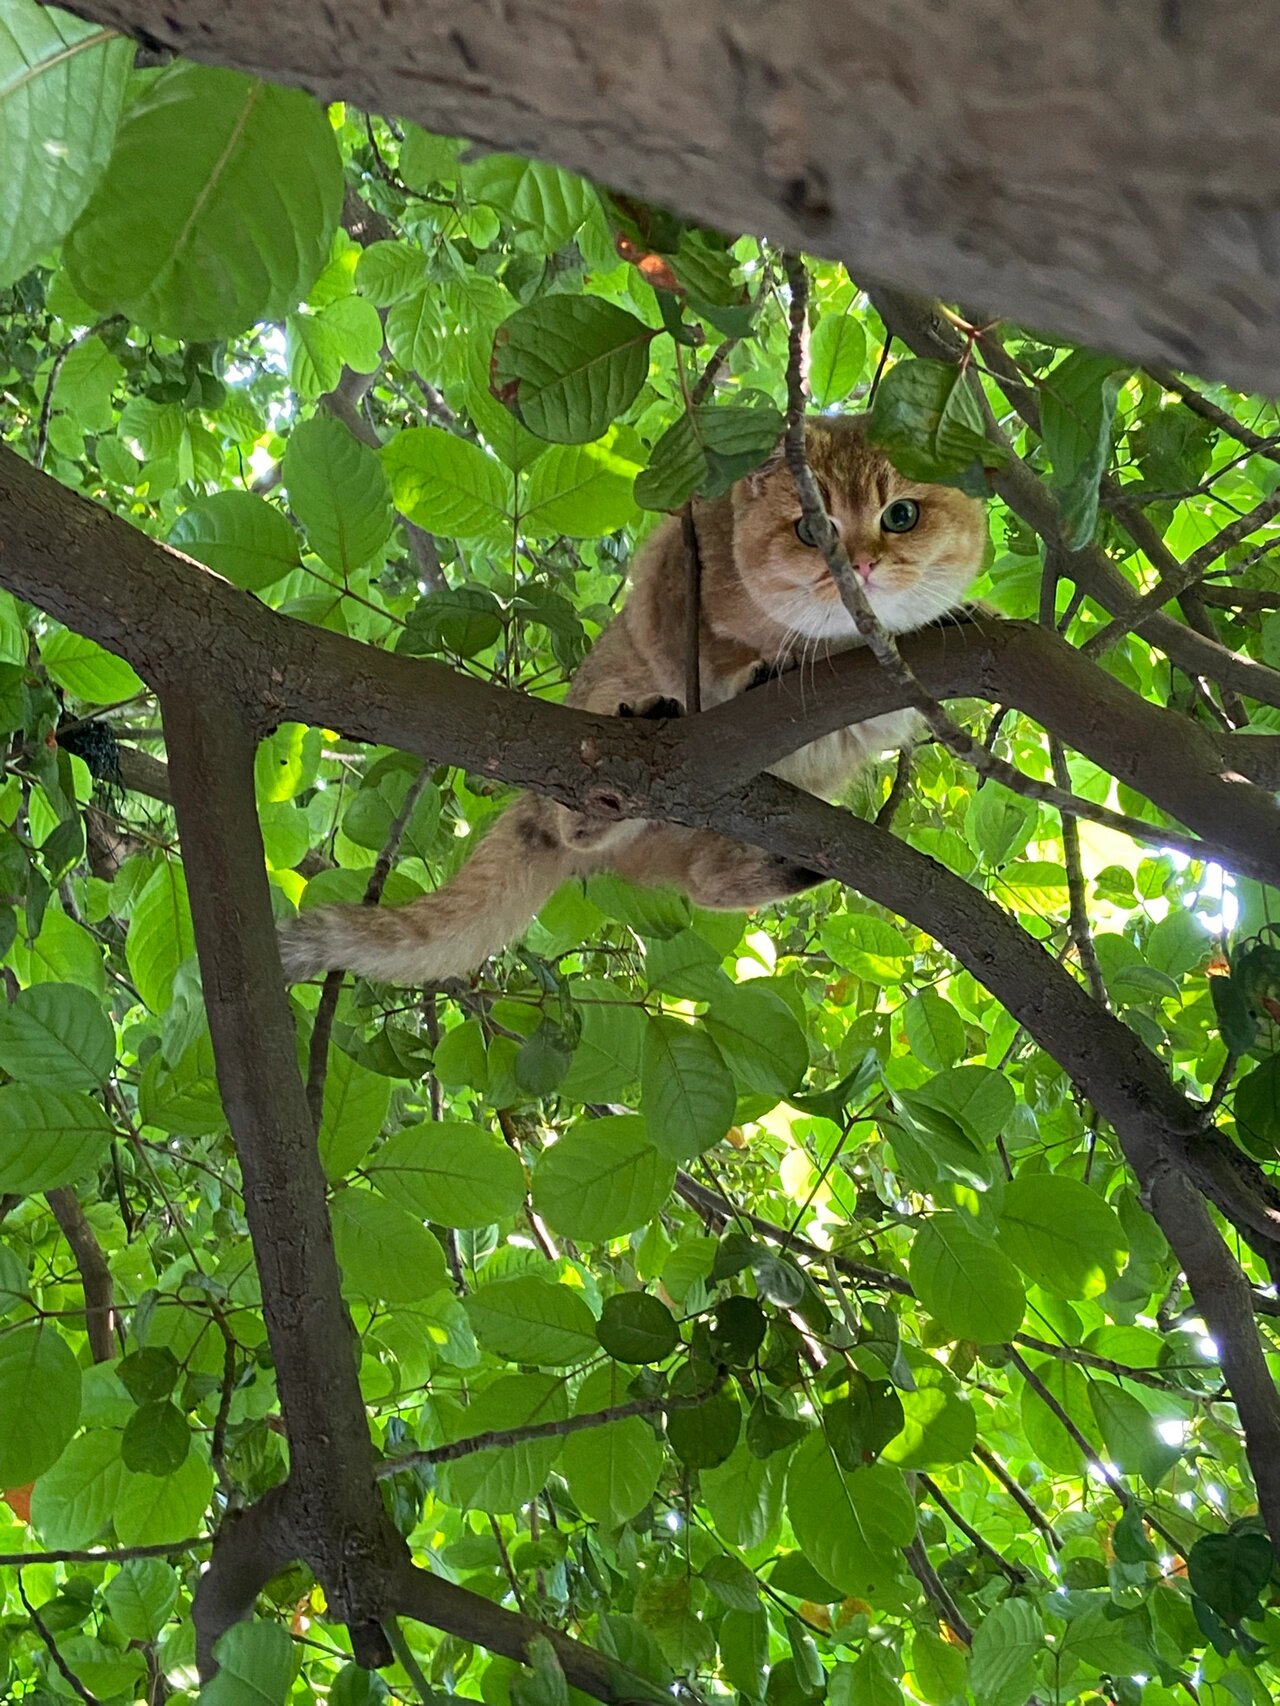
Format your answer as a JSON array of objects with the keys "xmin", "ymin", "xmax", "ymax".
[{"xmin": 730, "ymin": 414, "xmax": 988, "ymax": 639}]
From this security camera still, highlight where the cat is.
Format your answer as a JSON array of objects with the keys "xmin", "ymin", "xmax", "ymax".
[{"xmin": 278, "ymin": 414, "xmax": 987, "ymax": 986}]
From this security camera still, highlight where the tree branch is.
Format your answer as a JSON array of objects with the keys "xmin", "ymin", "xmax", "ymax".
[
  {"xmin": 6, "ymin": 445, "xmax": 1280, "ymax": 1556},
  {"xmin": 377, "ymin": 1373, "xmax": 727, "ymax": 1475},
  {"xmin": 45, "ymin": 1187, "xmax": 118, "ymax": 1363}
]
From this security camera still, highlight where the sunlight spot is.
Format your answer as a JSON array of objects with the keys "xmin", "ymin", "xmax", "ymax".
[
  {"xmin": 1198, "ymin": 1336, "xmax": 1218, "ymax": 1359},
  {"xmin": 1157, "ymin": 1419, "xmax": 1189, "ymax": 1446},
  {"xmin": 664, "ymin": 1510, "xmax": 682, "ymax": 1532}
]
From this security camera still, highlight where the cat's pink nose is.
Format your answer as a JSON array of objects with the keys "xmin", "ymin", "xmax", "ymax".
[{"xmin": 853, "ymin": 557, "xmax": 876, "ymax": 582}]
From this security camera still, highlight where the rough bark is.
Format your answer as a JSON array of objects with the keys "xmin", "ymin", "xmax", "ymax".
[{"xmin": 55, "ymin": 0, "xmax": 1280, "ymax": 393}]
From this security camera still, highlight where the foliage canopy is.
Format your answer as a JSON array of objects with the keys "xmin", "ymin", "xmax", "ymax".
[{"xmin": 1, "ymin": 7, "xmax": 1280, "ymax": 1705}]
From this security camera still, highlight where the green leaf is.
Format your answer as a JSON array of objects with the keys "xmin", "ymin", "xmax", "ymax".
[
  {"xmin": 704, "ymin": 984, "xmax": 808, "ymax": 1096},
  {"xmin": 819, "ymin": 912, "xmax": 913, "ymax": 981},
  {"xmin": 1088, "ymin": 1384, "xmax": 1180, "ymax": 1487},
  {"xmin": 0, "ymin": 0, "xmax": 131, "ymax": 288},
  {"xmin": 1041, "ymin": 351, "xmax": 1127, "ymax": 549},
  {"xmin": 910, "ymin": 1629, "xmax": 967, "ymax": 1705},
  {"xmin": 586, "ymin": 874, "xmax": 691, "ymax": 939},
  {"xmin": 383, "ymin": 425, "xmax": 511, "ymax": 537},
  {"xmin": 0, "ymin": 1325, "xmax": 80, "ymax": 1484},
  {"xmin": 66, "ymin": 61, "xmax": 342, "ymax": 338},
  {"xmin": 665, "ymin": 1380, "xmax": 741, "ymax": 1469},
  {"xmin": 719, "ymin": 1607, "xmax": 768, "ymax": 1696},
  {"xmin": 52, "ymin": 334, "xmax": 124, "ymax": 432},
  {"xmin": 355, "ymin": 238, "xmax": 426, "ymax": 305},
  {"xmin": 596, "ymin": 1291, "xmax": 680, "ymax": 1364},
  {"xmin": 881, "ymin": 1380, "xmax": 976, "ymax": 1469},
  {"xmin": 634, "ymin": 402, "xmax": 782, "ymax": 511},
  {"xmin": 0, "ymin": 1084, "xmax": 113, "ymax": 1191},
  {"xmin": 331, "ymin": 1187, "xmax": 447, "ymax": 1304},
  {"xmin": 523, "ymin": 441, "xmax": 640, "ymax": 536},
  {"xmin": 198, "ymin": 1619, "xmax": 294, "ymax": 1706},
  {"xmin": 285, "ymin": 308, "xmax": 345, "ymax": 396},
  {"xmin": 563, "ymin": 1364, "xmax": 665, "ymax": 1528},
  {"xmin": 901, "ymin": 990, "xmax": 967, "ymax": 1072},
  {"xmin": 463, "ymin": 155, "xmax": 594, "ymax": 252},
  {"xmin": 1188, "ymin": 1529, "xmax": 1273, "ymax": 1626},
  {"xmin": 491, "ymin": 296, "xmax": 655, "ymax": 443},
  {"xmin": 439, "ymin": 1373, "xmax": 568, "ymax": 1513},
  {"xmin": 386, "ymin": 286, "xmax": 440, "ymax": 376},
  {"xmin": 402, "ymin": 587, "xmax": 504, "ymax": 658},
  {"xmin": 317, "ymin": 1051, "xmax": 392, "ymax": 1178},
  {"xmin": 368, "ymin": 1119, "xmax": 527, "ymax": 1228},
  {"xmin": 867, "ymin": 359, "xmax": 1004, "ymax": 481},
  {"xmin": 967, "ymin": 781, "xmax": 1037, "ymax": 867},
  {"xmin": 104, "ymin": 1558, "xmax": 179, "ymax": 1641},
  {"xmin": 1018, "ymin": 1357, "xmax": 1088, "ymax": 1473},
  {"xmin": 561, "ymin": 987, "xmax": 646, "ymax": 1101},
  {"xmin": 969, "ymin": 1598, "xmax": 1043, "ymax": 1706},
  {"xmin": 533, "ymin": 1113, "xmax": 674, "ymax": 1240},
  {"xmin": 785, "ymin": 1433, "xmax": 915, "ymax": 1593},
  {"xmin": 30, "ymin": 1429, "xmax": 127, "ymax": 1549},
  {"xmin": 169, "ymin": 492, "xmax": 301, "ymax": 591},
  {"xmin": 126, "ymin": 862, "xmax": 195, "ymax": 1015},
  {"xmin": 909, "ymin": 1065, "xmax": 1015, "ymax": 1146},
  {"xmin": 122, "ymin": 1400, "xmax": 190, "ymax": 1476},
  {"xmin": 997, "ymin": 1176, "xmax": 1127, "ymax": 1299},
  {"xmin": 641, "ymin": 1015, "xmax": 736, "ymax": 1160},
  {"xmin": 41, "ymin": 626, "xmax": 143, "ymax": 702},
  {"xmin": 464, "ymin": 1275, "xmax": 597, "ymax": 1366},
  {"xmin": 1235, "ymin": 1058, "xmax": 1280, "ymax": 1153},
  {"xmin": 909, "ymin": 1216, "xmax": 1026, "ymax": 1342},
  {"xmin": 399, "ymin": 125, "xmax": 462, "ymax": 189},
  {"xmin": 703, "ymin": 1444, "xmax": 786, "ymax": 1549},
  {"xmin": 0, "ymin": 981, "xmax": 113, "ymax": 1088},
  {"xmin": 562, "ymin": 1410, "xmax": 663, "ymax": 1526},
  {"xmin": 283, "ymin": 413, "xmax": 395, "ymax": 573},
  {"xmin": 809, "ymin": 313, "xmax": 867, "ymax": 407}
]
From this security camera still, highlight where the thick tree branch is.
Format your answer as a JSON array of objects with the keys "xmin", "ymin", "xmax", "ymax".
[
  {"xmin": 52, "ymin": 0, "xmax": 1280, "ymax": 395},
  {"xmin": 4, "ymin": 447, "xmax": 1278, "ymax": 881}
]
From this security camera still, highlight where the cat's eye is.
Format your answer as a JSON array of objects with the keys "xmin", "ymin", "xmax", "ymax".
[
  {"xmin": 794, "ymin": 516, "xmax": 821, "ymax": 547},
  {"xmin": 881, "ymin": 498, "xmax": 921, "ymax": 533}
]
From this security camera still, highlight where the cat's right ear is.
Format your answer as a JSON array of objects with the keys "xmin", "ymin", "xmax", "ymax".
[{"xmin": 743, "ymin": 439, "xmax": 787, "ymax": 498}]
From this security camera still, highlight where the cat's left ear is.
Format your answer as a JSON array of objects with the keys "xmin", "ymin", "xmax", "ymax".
[{"xmin": 742, "ymin": 439, "xmax": 787, "ymax": 499}]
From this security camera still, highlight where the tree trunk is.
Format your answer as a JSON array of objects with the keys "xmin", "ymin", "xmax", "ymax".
[{"xmin": 61, "ymin": 0, "xmax": 1280, "ymax": 391}]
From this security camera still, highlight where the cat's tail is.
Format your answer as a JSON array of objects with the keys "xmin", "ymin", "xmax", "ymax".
[{"xmin": 278, "ymin": 797, "xmax": 573, "ymax": 986}]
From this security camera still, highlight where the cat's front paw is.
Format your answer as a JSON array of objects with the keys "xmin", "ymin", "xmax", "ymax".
[{"xmin": 617, "ymin": 694, "xmax": 683, "ymax": 720}]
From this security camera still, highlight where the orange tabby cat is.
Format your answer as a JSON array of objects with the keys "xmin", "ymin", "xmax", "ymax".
[{"xmin": 279, "ymin": 415, "xmax": 986, "ymax": 985}]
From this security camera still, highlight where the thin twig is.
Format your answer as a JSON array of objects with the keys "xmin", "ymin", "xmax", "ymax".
[
  {"xmin": 19, "ymin": 1572, "xmax": 103, "ymax": 1705},
  {"xmin": 0, "ymin": 1538, "xmax": 210, "ymax": 1567},
  {"xmin": 1084, "ymin": 489, "xmax": 1280, "ymax": 660},
  {"xmin": 305, "ymin": 766, "xmax": 433, "ymax": 1125},
  {"xmin": 1050, "ymin": 738, "xmax": 1107, "ymax": 1006},
  {"xmin": 377, "ymin": 1372, "xmax": 727, "ymax": 1475},
  {"xmin": 918, "ymin": 1474, "xmax": 1031, "ymax": 1583},
  {"xmin": 874, "ymin": 747, "xmax": 914, "ymax": 828},
  {"xmin": 1145, "ymin": 369, "xmax": 1280, "ymax": 463},
  {"xmin": 903, "ymin": 1537, "xmax": 973, "ymax": 1646},
  {"xmin": 971, "ymin": 1444, "xmax": 1061, "ymax": 1549}
]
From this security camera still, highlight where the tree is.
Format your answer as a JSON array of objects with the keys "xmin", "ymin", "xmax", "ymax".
[{"xmin": 1, "ymin": 7, "xmax": 1280, "ymax": 1705}]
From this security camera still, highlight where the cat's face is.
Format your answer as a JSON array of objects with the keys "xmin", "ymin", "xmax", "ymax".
[{"xmin": 731, "ymin": 415, "xmax": 987, "ymax": 640}]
